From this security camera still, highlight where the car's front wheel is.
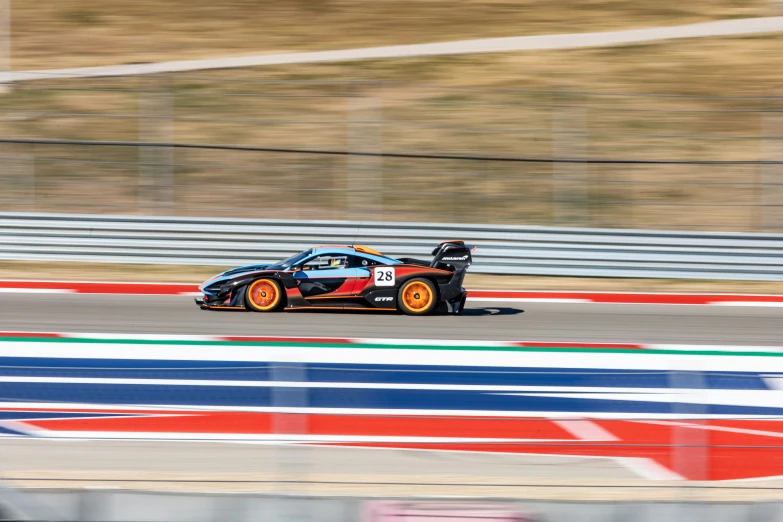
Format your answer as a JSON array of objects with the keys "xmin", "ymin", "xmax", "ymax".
[
  {"xmin": 398, "ymin": 278, "xmax": 437, "ymax": 316},
  {"xmin": 245, "ymin": 278, "xmax": 285, "ymax": 312}
]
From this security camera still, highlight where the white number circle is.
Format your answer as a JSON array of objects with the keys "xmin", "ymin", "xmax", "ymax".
[{"xmin": 374, "ymin": 267, "xmax": 395, "ymax": 287}]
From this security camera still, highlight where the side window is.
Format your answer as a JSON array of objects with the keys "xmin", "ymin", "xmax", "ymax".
[
  {"xmin": 302, "ymin": 255, "xmax": 348, "ymax": 271},
  {"xmin": 349, "ymin": 255, "xmax": 378, "ymax": 268}
]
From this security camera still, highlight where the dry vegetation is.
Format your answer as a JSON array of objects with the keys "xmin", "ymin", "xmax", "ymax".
[
  {"xmin": 12, "ymin": 0, "xmax": 774, "ymax": 70},
  {"xmin": 1, "ymin": 33, "xmax": 782, "ymax": 230},
  {"xmin": 1, "ymin": 1, "xmax": 781, "ymax": 237}
]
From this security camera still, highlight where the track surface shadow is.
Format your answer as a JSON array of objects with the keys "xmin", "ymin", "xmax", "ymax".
[
  {"xmin": 206, "ymin": 306, "xmax": 525, "ymax": 316},
  {"xmin": 460, "ymin": 307, "xmax": 524, "ymax": 317}
]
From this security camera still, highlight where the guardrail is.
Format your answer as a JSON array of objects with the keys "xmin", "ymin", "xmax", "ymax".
[{"xmin": 1, "ymin": 212, "xmax": 782, "ymax": 281}]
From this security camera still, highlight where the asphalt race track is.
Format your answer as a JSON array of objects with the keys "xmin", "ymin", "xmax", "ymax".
[
  {"xmin": 1, "ymin": 293, "xmax": 781, "ymax": 345},
  {"xmin": 1, "ymin": 292, "xmax": 782, "ymax": 495}
]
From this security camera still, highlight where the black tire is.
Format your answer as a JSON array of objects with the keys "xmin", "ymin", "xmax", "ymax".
[
  {"xmin": 397, "ymin": 278, "xmax": 438, "ymax": 316},
  {"xmin": 245, "ymin": 278, "xmax": 285, "ymax": 312}
]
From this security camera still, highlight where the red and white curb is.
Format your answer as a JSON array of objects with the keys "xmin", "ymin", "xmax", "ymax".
[
  {"xmin": 0, "ymin": 281, "xmax": 198, "ymax": 295},
  {"xmin": 469, "ymin": 290, "xmax": 783, "ymax": 307},
  {"xmin": 0, "ymin": 331, "xmax": 780, "ymax": 353},
  {"xmin": 1, "ymin": 280, "xmax": 783, "ymax": 306}
]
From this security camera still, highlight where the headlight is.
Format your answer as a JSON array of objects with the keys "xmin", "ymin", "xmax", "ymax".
[{"xmin": 203, "ymin": 282, "xmax": 224, "ymax": 295}]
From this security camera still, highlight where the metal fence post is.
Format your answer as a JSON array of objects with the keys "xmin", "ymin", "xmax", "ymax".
[
  {"xmin": 669, "ymin": 366, "xmax": 708, "ymax": 522},
  {"xmin": 0, "ymin": 0, "xmax": 10, "ymax": 93},
  {"xmin": 347, "ymin": 95, "xmax": 383, "ymax": 220},
  {"xmin": 761, "ymin": 113, "xmax": 783, "ymax": 231},
  {"xmin": 270, "ymin": 362, "xmax": 312, "ymax": 520},
  {"xmin": 552, "ymin": 96, "xmax": 588, "ymax": 226},
  {"xmin": 138, "ymin": 78, "xmax": 174, "ymax": 214}
]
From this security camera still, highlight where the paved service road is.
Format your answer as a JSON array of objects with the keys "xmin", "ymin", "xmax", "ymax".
[
  {"xmin": 1, "ymin": 294, "xmax": 781, "ymax": 345},
  {"xmin": 0, "ymin": 439, "xmax": 700, "ymax": 499},
  {"xmin": 0, "ymin": 440, "xmax": 780, "ymax": 499}
]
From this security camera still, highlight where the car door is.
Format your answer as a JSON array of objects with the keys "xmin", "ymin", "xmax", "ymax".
[
  {"xmin": 350, "ymin": 255, "xmax": 400, "ymax": 308},
  {"xmin": 292, "ymin": 253, "xmax": 362, "ymax": 306},
  {"xmin": 350, "ymin": 255, "xmax": 378, "ymax": 295}
]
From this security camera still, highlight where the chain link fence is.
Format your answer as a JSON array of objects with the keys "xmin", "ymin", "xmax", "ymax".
[{"xmin": 0, "ymin": 75, "xmax": 782, "ymax": 231}]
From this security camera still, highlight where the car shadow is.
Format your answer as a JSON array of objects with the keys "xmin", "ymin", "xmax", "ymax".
[
  {"xmin": 205, "ymin": 307, "xmax": 524, "ymax": 316},
  {"xmin": 283, "ymin": 307, "xmax": 525, "ymax": 316},
  {"xmin": 460, "ymin": 307, "xmax": 524, "ymax": 316}
]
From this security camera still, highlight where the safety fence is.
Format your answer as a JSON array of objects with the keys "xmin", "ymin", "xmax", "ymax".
[
  {"xmin": 1, "ymin": 78, "xmax": 783, "ymax": 231},
  {"xmin": 1, "ymin": 212, "xmax": 782, "ymax": 280}
]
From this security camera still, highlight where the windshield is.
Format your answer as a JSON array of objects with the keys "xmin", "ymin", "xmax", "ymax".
[{"xmin": 266, "ymin": 249, "xmax": 312, "ymax": 270}]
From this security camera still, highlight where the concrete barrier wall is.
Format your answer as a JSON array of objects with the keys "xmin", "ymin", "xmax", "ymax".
[{"xmin": 4, "ymin": 490, "xmax": 783, "ymax": 522}]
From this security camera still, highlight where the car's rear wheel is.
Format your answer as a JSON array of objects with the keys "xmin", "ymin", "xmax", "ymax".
[
  {"xmin": 398, "ymin": 278, "xmax": 437, "ymax": 316},
  {"xmin": 245, "ymin": 278, "xmax": 285, "ymax": 312}
]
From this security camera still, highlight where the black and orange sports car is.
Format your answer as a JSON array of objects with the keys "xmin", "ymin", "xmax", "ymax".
[{"xmin": 195, "ymin": 241, "xmax": 474, "ymax": 315}]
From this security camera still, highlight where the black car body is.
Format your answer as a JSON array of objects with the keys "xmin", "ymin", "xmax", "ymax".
[{"xmin": 196, "ymin": 241, "xmax": 474, "ymax": 315}]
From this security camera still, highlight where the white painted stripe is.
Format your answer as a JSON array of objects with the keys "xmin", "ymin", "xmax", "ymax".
[
  {"xmin": 0, "ymin": 288, "xmax": 74, "ymax": 294},
  {"xmin": 648, "ymin": 344, "xmax": 783, "ymax": 353},
  {"xmin": 1, "ymin": 340, "xmax": 782, "ymax": 373},
  {"xmin": 467, "ymin": 297, "xmax": 592, "ymax": 304},
  {"xmin": 634, "ymin": 420, "xmax": 783, "ymax": 439},
  {"xmin": 721, "ymin": 474, "xmax": 783, "ymax": 483},
  {"xmin": 0, "ymin": 402, "xmax": 197, "ymax": 412},
  {"xmin": 5, "ymin": 17, "xmax": 783, "ymax": 82},
  {"xmin": 472, "ymin": 290, "xmax": 783, "ymax": 297},
  {"xmin": 0, "ymin": 377, "xmax": 756, "ymax": 395},
  {"xmin": 355, "ymin": 338, "xmax": 515, "ymax": 347},
  {"xmin": 0, "ymin": 280, "xmax": 195, "ymax": 286},
  {"xmin": 553, "ymin": 419, "xmax": 618, "ymax": 441},
  {"xmin": 709, "ymin": 301, "xmax": 783, "ymax": 307},
  {"xmin": 764, "ymin": 377, "xmax": 783, "ymax": 391},
  {"xmin": 59, "ymin": 333, "xmax": 217, "ymax": 342},
  {"xmin": 499, "ymin": 390, "xmax": 783, "ymax": 409},
  {"xmin": 15, "ymin": 332, "xmax": 782, "ymax": 355},
  {"xmin": 178, "ymin": 292, "xmax": 203, "ymax": 297},
  {"xmin": 0, "ymin": 402, "xmax": 779, "ymax": 419},
  {"xmin": 614, "ymin": 457, "xmax": 685, "ymax": 481}
]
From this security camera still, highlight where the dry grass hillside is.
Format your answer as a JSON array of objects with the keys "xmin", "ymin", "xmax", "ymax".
[
  {"xmin": 12, "ymin": 1, "xmax": 775, "ymax": 69},
  {"xmin": 2, "ymin": 32, "xmax": 782, "ymax": 230},
  {"xmin": 0, "ymin": 2, "xmax": 780, "ymax": 231}
]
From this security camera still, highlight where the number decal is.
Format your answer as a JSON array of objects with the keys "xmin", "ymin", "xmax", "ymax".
[{"xmin": 374, "ymin": 267, "xmax": 395, "ymax": 287}]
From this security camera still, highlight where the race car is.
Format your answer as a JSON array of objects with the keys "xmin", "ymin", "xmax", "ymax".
[{"xmin": 195, "ymin": 240, "xmax": 474, "ymax": 315}]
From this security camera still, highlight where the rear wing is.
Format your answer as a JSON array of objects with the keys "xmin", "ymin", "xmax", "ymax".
[{"xmin": 431, "ymin": 240, "xmax": 475, "ymax": 270}]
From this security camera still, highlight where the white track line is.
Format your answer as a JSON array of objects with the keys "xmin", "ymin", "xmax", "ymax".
[
  {"xmin": 764, "ymin": 377, "xmax": 783, "ymax": 390},
  {"xmin": 709, "ymin": 302, "xmax": 783, "ymax": 307},
  {"xmin": 467, "ymin": 297, "xmax": 593, "ymax": 303},
  {"xmin": 552, "ymin": 419, "xmax": 618, "ymax": 441},
  {"xmin": 0, "ymin": 378, "xmax": 741, "ymax": 395},
  {"xmin": 4, "ymin": 17, "xmax": 782, "ymax": 82},
  {"xmin": 646, "ymin": 344, "xmax": 783, "ymax": 353},
  {"xmin": 633, "ymin": 420, "xmax": 783, "ymax": 439},
  {"xmin": 0, "ymin": 288, "xmax": 75, "ymax": 294},
  {"xmin": 614, "ymin": 457, "xmax": 685, "ymax": 481},
  {"xmin": 0, "ymin": 402, "xmax": 777, "ymax": 420},
  {"xmin": 2, "ymin": 340, "xmax": 783, "ymax": 372}
]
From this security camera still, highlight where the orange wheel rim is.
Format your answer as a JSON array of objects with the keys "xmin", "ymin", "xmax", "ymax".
[
  {"xmin": 402, "ymin": 282, "xmax": 432, "ymax": 312},
  {"xmin": 248, "ymin": 279, "xmax": 279, "ymax": 310}
]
